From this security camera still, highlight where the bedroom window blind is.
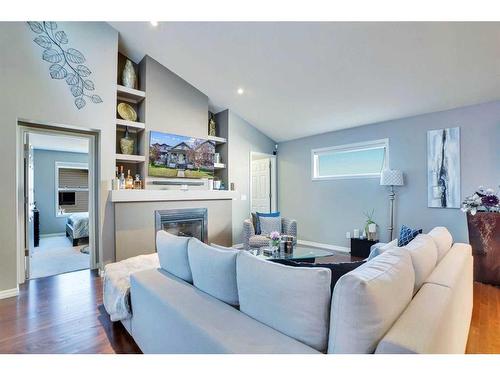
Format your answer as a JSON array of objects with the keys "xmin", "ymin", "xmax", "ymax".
[{"xmin": 55, "ymin": 163, "xmax": 89, "ymax": 216}]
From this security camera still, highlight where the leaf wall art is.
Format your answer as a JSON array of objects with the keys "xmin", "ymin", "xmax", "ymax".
[{"xmin": 27, "ymin": 21, "xmax": 103, "ymax": 110}]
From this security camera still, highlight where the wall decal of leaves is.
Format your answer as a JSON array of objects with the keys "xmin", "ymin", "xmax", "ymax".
[{"xmin": 27, "ymin": 21, "xmax": 103, "ymax": 109}]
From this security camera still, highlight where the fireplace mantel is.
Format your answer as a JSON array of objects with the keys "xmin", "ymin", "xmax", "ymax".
[{"xmin": 110, "ymin": 189, "xmax": 238, "ymax": 203}]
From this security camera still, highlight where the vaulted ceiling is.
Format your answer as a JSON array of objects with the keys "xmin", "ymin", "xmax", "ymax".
[{"xmin": 110, "ymin": 22, "xmax": 500, "ymax": 142}]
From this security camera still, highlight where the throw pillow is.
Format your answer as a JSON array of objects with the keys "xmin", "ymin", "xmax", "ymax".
[
  {"xmin": 271, "ymin": 259, "xmax": 366, "ymax": 293},
  {"xmin": 403, "ymin": 234, "xmax": 438, "ymax": 293},
  {"xmin": 398, "ymin": 225, "xmax": 423, "ymax": 247},
  {"xmin": 428, "ymin": 227, "xmax": 453, "ymax": 262},
  {"xmin": 237, "ymin": 251, "xmax": 332, "ymax": 352},
  {"xmin": 187, "ymin": 238, "xmax": 240, "ymax": 305},
  {"xmin": 255, "ymin": 211, "xmax": 280, "ymax": 235},
  {"xmin": 328, "ymin": 247, "xmax": 415, "ymax": 354},
  {"xmin": 259, "ymin": 215, "xmax": 281, "ymax": 235},
  {"xmin": 156, "ymin": 230, "xmax": 192, "ymax": 283},
  {"xmin": 367, "ymin": 238, "xmax": 399, "ymax": 260}
]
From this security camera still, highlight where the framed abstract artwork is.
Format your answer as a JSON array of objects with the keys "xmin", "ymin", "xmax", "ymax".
[{"xmin": 427, "ymin": 127, "xmax": 461, "ymax": 208}]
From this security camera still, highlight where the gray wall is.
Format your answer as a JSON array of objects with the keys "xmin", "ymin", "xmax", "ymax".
[
  {"xmin": 33, "ymin": 149, "xmax": 88, "ymax": 235},
  {"xmin": 143, "ymin": 55, "xmax": 209, "ymax": 138},
  {"xmin": 278, "ymin": 101, "xmax": 500, "ymax": 247},
  {"xmin": 228, "ymin": 111, "xmax": 277, "ymax": 244},
  {"xmin": 0, "ymin": 22, "xmax": 118, "ymax": 291}
]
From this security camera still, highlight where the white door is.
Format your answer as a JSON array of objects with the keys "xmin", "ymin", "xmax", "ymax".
[
  {"xmin": 251, "ymin": 158, "xmax": 271, "ymax": 213},
  {"xmin": 24, "ymin": 133, "xmax": 35, "ymax": 279}
]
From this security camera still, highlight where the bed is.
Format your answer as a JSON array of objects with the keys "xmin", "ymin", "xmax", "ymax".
[{"xmin": 66, "ymin": 212, "xmax": 89, "ymax": 246}]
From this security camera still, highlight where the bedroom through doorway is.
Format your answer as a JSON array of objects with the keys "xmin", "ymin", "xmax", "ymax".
[{"xmin": 21, "ymin": 126, "xmax": 97, "ymax": 280}]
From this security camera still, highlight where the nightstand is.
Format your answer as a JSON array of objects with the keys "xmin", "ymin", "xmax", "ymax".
[{"xmin": 350, "ymin": 238, "xmax": 378, "ymax": 259}]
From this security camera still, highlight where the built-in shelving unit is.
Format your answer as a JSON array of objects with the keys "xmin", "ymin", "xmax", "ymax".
[
  {"xmin": 116, "ymin": 118, "xmax": 145, "ymax": 131},
  {"xmin": 207, "ymin": 135, "xmax": 227, "ymax": 144},
  {"xmin": 116, "ymin": 84, "xmax": 146, "ymax": 103},
  {"xmin": 115, "ymin": 53, "xmax": 147, "ymax": 183},
  {"xmin": 115, "ymin": 154, "xmax": 146, "ymax": 163}
]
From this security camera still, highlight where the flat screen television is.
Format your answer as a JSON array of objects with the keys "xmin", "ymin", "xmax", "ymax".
[{"xmin": 149, "ymin": 131, "xmax": 215, "ymax": 179}]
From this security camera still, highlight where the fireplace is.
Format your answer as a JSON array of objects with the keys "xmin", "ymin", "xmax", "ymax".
[{"xmin": 155, "ymin": 208, "xmax": 208, "ymax": 243}]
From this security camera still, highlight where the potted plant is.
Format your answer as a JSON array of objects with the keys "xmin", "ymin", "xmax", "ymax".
[
  {"xmin": 364, "ymin": 209, "xmax": 377, "ymax": 241},
  {"xmin": 462, "ymin": 186, "xmax": 500, "ymax": 285}
]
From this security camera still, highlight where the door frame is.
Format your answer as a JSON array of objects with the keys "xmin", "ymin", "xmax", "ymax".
[
  {"xmin": 17, "ymin": 121, "xmax": 99, "ymax": 283},
  {"xmin": 249, "ymin": 151, "xmax": 277, "ymax": 214}
]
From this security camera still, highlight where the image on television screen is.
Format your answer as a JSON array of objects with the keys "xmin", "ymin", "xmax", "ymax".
[{"xmin": 149, "ymin": 131, "xmax": 215, "ymax": 179}]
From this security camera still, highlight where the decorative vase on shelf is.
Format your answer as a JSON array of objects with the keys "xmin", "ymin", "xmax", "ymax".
[
  {"xmin": 122, "ymin": 59, "xmax": 137, "ymax": 89},
  {"xmin": 120, "ymin": 127, "xmax": 135, "ymax": 155},
  {"xmin": 208, "ymin": 113, "xmax": 216, "ymax": 136}
]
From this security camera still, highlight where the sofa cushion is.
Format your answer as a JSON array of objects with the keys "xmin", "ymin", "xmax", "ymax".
[
  {"xmin": 375, "ymin": 283, "xmax": 453, "ymax": 354},
  {"xmin": 367, "ymin": 238, "xmax": 399, "ymax": 260},
  {"xmin": 328, "ymin": 248, "xmax": 415, "ymax": 353},
  {"xmin": 237, "ymin": 251, "xmax": 332, "ymax": 352},
  {"xmin": 270, "ymin": 259, "xmax": 366, "ymax": 294},
  {"xmin": 428, "ymin": 227, "xmax": 453, "ymax": 262},
  {"xmin": 249, "ymin": 235, "xmax": 269, "ymax": 248},
  {"xmin": 188, "ymin": 238, "xmax": 240, "ymax": 306},
  {"xmin": 156, "ymin": 230, "xmax": 192, "ymax": 283},
  {"xmin": 403, "ymin": 234, "xmax": 438, "ymax": 293}
]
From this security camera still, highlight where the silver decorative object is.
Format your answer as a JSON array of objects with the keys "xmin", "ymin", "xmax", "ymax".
[{"xmin": 122, "ymin": 59, "xmax": 137, "ymax": 89}]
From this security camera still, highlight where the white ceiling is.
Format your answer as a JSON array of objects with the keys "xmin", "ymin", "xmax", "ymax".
[
  {"xmin": 110, "ymin": 22, "xmax": 500, "ymax": 142},
  {"xmin": 30, "ymin": 133, "xmax": 89, "ymax": 153}
]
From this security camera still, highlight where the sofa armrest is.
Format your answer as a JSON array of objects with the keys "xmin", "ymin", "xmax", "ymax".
[{"xmin": 243, "ymin": 219, "xmax": 256, "ymax": 250}]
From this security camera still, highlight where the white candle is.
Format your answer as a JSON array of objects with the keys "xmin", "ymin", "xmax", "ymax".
[{"xmin": 353, "ymin": 229, "xmax": 359, "ymax": 238}]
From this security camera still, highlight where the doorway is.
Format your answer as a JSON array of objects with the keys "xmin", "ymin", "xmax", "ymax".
[
  {"xmin": 19, "ymin": 125, "xmax": 98, "ymax": 280},
  {"xmin": 250, "ymin": 152, "xmax": 277, "ymax": 214}
]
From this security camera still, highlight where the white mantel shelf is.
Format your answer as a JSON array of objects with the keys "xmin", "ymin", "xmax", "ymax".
[{"xmin": 110, "ymin": 189, "xmax": 238, "ymax": 203}]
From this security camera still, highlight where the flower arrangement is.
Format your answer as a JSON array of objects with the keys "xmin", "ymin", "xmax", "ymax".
[
  {"xmin": 461, "ymin": 186, "xmax": 500, "ymax": 215},
  {"xmin": 269, "ymin": 231, "xmax": 281, "ymax": 247}
]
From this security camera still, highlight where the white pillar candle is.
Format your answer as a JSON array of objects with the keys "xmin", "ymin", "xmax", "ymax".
[{"xmin": 353, "ymin": 229, "xmax": 359, "ymax": 238}]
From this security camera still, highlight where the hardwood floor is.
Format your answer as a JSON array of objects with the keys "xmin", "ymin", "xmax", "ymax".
[
  {"xmin": 0, "ymin": 265, "xmax": 498, "ymax": 353},
  {"xmin": 466, "ymin": 282, "xmax": 500, "ymax": 354},
  {"xmin": 0, "ymin": 270, "xmax": 140, "ymax": 354}
]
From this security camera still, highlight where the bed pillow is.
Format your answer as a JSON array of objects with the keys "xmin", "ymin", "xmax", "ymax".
[
  {"xmin": 188, "ymin": 238, "xmax": 240, "ymax": 305},
  {"xmin": 156, "ymin": 230, "xmax": 192, "ymax": 283}
]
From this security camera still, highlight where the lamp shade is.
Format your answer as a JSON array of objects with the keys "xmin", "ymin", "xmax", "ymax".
[{"xmin": 380, "ymin": 169, "xmax": 404, "ymax": 186}]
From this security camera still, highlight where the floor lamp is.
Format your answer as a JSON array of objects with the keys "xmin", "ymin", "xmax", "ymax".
[{"xmin": 380, "ymin": 169, "xmax": 404, "ymax": 240}]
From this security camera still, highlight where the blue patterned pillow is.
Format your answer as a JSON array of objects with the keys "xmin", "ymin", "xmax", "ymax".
[
  {"xmin": 256, "ymin": 211, "xmax": 280, "ymax": 235},
  {"xmin": 398, "ymin": 225, "xmax": 423, "ymax": 247}
]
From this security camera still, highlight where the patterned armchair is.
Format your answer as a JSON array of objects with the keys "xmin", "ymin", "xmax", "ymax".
[{"xmin": 243, "ymin": 216, "xmax": 297, "ymax": 250}]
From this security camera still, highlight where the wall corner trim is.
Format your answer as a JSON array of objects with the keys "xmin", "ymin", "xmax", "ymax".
[
  {"xmin": 297, "ymin": 239, "xmax": 350, "ymax": 253},
  {"xmin": 0, "ymin": 287, "xmax": 19, "ymax": 300}
]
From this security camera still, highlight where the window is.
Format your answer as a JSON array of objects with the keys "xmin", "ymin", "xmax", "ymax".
[
  {"xmin": 311, "ymin": 139, "xmax": 389, "ymax": 180},
  {"xmin": 55, "ymin": 162, "xmax": 89, "ymax": 216}
]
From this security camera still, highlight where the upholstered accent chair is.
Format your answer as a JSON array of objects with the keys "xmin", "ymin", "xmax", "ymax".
[{"xmin": 243, "ymin": 216, "xmax": 297, "ymax": 250}]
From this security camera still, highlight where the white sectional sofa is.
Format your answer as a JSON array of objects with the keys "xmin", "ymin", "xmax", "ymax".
[{"xmin": 126, "ymin": 227, "xmax": 473, "ymax": 354}]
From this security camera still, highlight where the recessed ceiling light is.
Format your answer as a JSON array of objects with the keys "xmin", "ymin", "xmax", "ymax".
[
  {"xmin": 237, "ymin": 88, "xmax": 244, "ymax": 95},
  {"xmin": 150, "ymin": 21, "xmax": 159, "ymax": 27}
]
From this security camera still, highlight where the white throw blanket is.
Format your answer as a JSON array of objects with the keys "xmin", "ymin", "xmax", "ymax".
[{"xmin": 103, "ymin": 253, "xmax": 160, "ymax": 322}]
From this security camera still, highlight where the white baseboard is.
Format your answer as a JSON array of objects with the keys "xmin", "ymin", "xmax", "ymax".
[
  {"xmin": 40, "ymin": 232, "xmax": 66, "ymax": 238},
  {"xmin": 0, "ymin": 287, "xmax": 19, "ymax": 300},
  {"xmin": 297, "ymin": 239, "xmax": 350, "ymax": 253},
  {"xmin": 232, "ymin": 243, "xmax": 244, "ymax": 249}
]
